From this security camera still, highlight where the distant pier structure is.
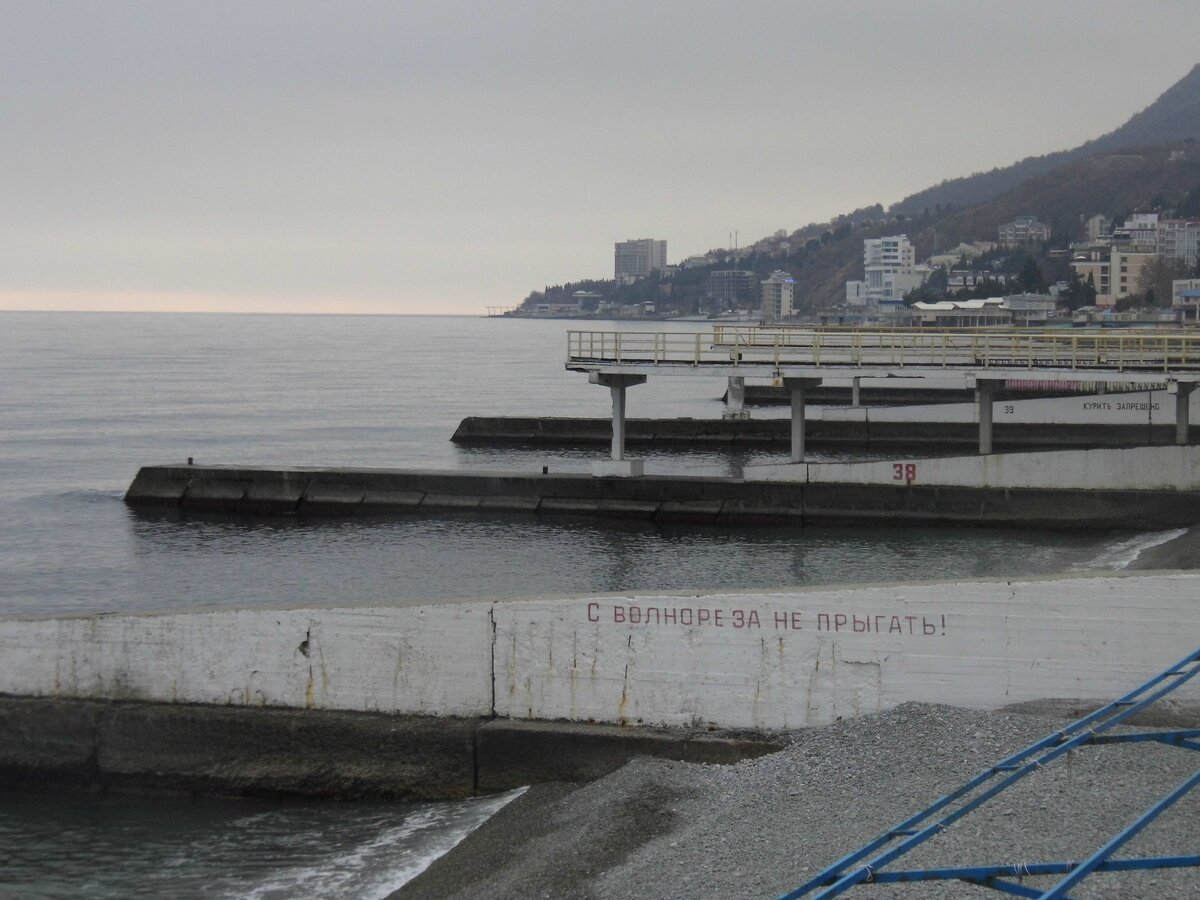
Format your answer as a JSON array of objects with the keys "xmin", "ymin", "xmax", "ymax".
[{"xmin": 567, "ymin": 326, "xmax": 1200, "ymax": 475}]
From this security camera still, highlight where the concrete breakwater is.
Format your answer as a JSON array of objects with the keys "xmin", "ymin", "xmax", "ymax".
[
  {"xmin": 0, "ymin": 698, "xmax": 777, "ymax": 801},
  {"xmin": 450, "ymin": 416, "xmax": 1177, "ymax": 450},
  {"xmin": 3, "ymin": 575, "xmax": 1198, "ymax": 799},
  {"xmin": 125, "ymin": 458, "xmax": 1200, "ymax": 529}
]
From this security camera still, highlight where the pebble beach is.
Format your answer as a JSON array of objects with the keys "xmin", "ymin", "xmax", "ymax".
[{"xmin": 399, "ymin": 536, "xmax": 1200, "ymax": 899}]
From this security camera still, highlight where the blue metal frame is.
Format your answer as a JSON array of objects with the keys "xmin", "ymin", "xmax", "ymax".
[{"xmin": 779, "ymin": 647, "xmax": 1200, "ymax": 900}]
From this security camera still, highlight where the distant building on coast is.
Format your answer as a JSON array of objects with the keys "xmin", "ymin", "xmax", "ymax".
[
  {"xmin": 845, "ymin": 234, "xmax": 928, "ymax": 303},
  {"xmin": 1174, "ymin": 278, "xmax": 1200, "ymax": 321},
  {"xmin": 1070, "ymin": 246, "xmax": 1157, "ymax": 307},
  {"xmin": 760, "ymin": 270, "xmax": 795, "ymax": 323},
  {"xmin": 998, "ymin": 216, "xmax": 1051, "ymax": 248},
  {"xmin": 614, "ymin": 238, "xmax": 667, "ymax": 284},
  {"xmin": 708, "ymin": 270, "xmax": 757, "ymax": 308},
  {"xmin": 1159, "ymin": 219, "xmax": 1200, "ymax": 270}
]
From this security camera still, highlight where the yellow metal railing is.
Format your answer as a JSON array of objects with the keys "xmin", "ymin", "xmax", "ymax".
[{"xmin": 565, "ymin": 327, "xmax": 1200, "ymax": 374}]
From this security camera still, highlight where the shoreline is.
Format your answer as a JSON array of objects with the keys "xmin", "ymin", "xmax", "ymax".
[
  {"xmin": 1124, "ymin": 522, "xmax": 1200, "ymax": 570},
  {"xmin": 394, "ymin": 703, "xmax": 1200, "ymax": 899}
]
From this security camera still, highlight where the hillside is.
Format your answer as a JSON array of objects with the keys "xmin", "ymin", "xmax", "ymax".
[
  {"xmin": 516, "ymin": 64, "xmax": 1200, "ymax": 316},
  {"xmin": 888, "ymin": 64, "xmax": 1200, "ymax": 216},
  {"xmin": 791, "ymin": 144, "xmax": 1200, "ymax": 308}
]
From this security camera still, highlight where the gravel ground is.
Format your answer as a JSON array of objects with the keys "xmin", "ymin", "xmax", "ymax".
[{"xmin": 398, "ymin": 703, "xmax": 1200, "ymax": 900}]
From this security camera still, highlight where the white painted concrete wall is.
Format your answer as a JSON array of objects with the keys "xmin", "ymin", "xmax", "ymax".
[
  {"xmin": 812, "ymin": 389, "xmax": 1191, "ymax": 426},
  {"xmin": 0, "ymin": 605, "xmax": 493, "ymax": 717},
  {"xmin": 492, "ymin": 576, "xmax": 1200, "ymax": 728},
  {"xmin": 2, "ymin": 574, "xmax": 1198, "ymax": 731},
  {"xmin": 747, "ymin": 444, "xmax": 1200, "ymax": 490}
]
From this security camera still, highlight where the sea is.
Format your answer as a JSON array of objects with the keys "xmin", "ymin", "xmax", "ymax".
[{"xmin": 0, "ymin": 311, "xmax": 1181, "ymax": 898}]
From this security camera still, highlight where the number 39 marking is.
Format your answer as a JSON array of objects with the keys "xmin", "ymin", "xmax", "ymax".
[{"xmin": 893, "ymin": 462, "xmax": 917, "ymax": 482}]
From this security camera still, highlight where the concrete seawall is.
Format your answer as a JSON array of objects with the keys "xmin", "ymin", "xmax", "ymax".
[
  {"xmin": 4, "ymin": 574, "xmax": 1198, "ymax": 797},
  {"xmin": 124, "ymin": 463, "xmax": 1200, "ymax": 529},
  {"xmin": 450, "ymin": 416, "xmax": 1179, "ymax": 450}
]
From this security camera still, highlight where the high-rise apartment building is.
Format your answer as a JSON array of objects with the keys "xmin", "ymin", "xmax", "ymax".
[
  {"xmin": 708, "ymin": 270, "xmax": 757, "ymax": 307},
  {"xmin": 1158, "ymin": 220, "xmax": 1200, "ymax": 271},
  {"xmin": 847, "ymin": 234, "xmax": 927, "ymax": 302},
  {"xmin": 614, "ymin": 239, "xmax": 667, "ymax": 284},
  {"xmin": 760, "ymin": 270, "xmax": 795, "ymax": 323}
]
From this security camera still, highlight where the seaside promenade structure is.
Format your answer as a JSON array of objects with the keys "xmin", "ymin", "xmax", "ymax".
[
  {"xmin": 568, "ymin": 326, "xmax": 1200, "ymax": 472},
  {"xmin": 15, "ymin": 323, "xmax": 1200, "ymax": 811}
]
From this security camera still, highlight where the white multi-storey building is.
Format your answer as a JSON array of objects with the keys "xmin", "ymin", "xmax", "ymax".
[
  {"xmin": 1123, "ymin": 213, "xmax": 1159, "ymax": 246},
  {"xmin": 1158, "ymin": 220, "xmax": 1200, "ymax": 271},
  {"xmin": 853, "ymin": 235, "xmax": 927, "ymax": 302},
  {"xmin": 614, "ymin": 239, "xmax": 667, "ymax": 284},
  {"xmin": 1084, "ymin": 214, "xmax": 1110, "ymax": 242},
  {"xmin": 760, "ymin": 270, "xmax": 795, "ymax": 323}
]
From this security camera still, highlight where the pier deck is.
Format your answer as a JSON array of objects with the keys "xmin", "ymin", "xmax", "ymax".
[{"xmin": 565, "ymin": 327, "xmax": 1200, "ymax": 467}]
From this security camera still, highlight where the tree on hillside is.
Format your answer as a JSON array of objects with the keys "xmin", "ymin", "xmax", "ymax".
[
  {"xmin": 1138, "ymin": 257, "xmax": 1188, "ymax": 307},
  {"xmin": 904, "ymin": 266, "xmax": 949, "ymax": 304},
  {"xmin": 1058, "ymin": 273, "xmax": 1097, "ymax": 310},
  {"xmin": 1016, "ymin": 256, "xmax": 1046, "ymax": 293},
  {"xmin": 1179, "ymin": 184, "xmax": 1200, "ymax": 217}
]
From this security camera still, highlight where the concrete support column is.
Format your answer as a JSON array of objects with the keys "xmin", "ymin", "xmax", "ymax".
[
  {"xmin": 1170, "ymin": 381, "xmax": 1196, "ymax": 446},
  {"xmin": 976, "ymin": 379, "xmax": 1000, "ymax": 455},
  {"xmin": 724, "ymin": 376, "xmax": 747, "ymax": 420},
  {"xmin": 589, "ymin": 372, "xmax": 647, "ymax": 476},
  {"xmin": 783, "ymin": 378, "xmax": 821, "ymax": 463},
  {"xmin": 851, "ymin": 377, "xmax": 861, "ymax": 408}
]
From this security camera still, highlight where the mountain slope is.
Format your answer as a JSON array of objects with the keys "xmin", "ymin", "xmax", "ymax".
[
  {"xmin": 792, "ymin": 144, "xmax": 1200, "ymax": 308},
  {"xmin": 889, "ymin": 64, "xmax": 1200, "ymax": 216}
]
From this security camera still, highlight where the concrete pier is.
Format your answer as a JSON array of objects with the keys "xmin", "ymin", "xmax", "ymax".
[
  {"xmin": 785, "ymin": 378, "xmax": 820, "ymax": 462},
  {"xmin": 589, "ymin": 372, "xmax": 645, "ymax": 477},
  {"xmin": 977, "ymin": 378, "xmax": 999, "ymax": 454},
  {"xmin": 125, "ymin": 449, "xmax": 1200, "ymax": 529}
]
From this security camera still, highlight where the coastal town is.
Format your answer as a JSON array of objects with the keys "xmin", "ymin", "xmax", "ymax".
[
  {"xmin": 508, "ymin": 202, "xmax": 1200, "ymax": 328},
  {"xmin": 6, "ymin": 4, "xmax": 1200, "ymax": 896}
]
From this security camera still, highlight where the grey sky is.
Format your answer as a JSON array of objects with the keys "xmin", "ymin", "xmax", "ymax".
[{"xmin": 2, "ymin": 1, "xmax": 1198, "ymax": 315}]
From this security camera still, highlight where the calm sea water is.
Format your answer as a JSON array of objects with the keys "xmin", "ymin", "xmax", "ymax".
[{"xmin": 0, "ymin": 311, "xmax": 1171, "ymax": 897}]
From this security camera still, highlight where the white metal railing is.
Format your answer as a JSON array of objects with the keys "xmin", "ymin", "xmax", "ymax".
[{"xmin": 565, "ymin": 327, "xmax": 1200, "ymax": 374}]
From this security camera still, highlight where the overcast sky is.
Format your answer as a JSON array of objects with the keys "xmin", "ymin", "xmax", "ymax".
[{"xmin": 2, "ymin": 1, "xmax": 1198, "ymax": 316}]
